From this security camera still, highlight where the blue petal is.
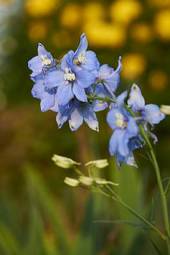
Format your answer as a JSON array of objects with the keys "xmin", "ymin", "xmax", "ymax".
[
  {"xmin": 76, "ymin": 70, "xmax": 95, "ymax": 88},
  {"xmin": 65, "ymin": 51, "xmax": 75, "ymax": 69},
  {"xmin": 69, "ymin": 107, "xmax": 83, "ymax": 131},
  {"xmin": 109, "ymin": 130, "xmax": 120, "ymax": 155},
  {"xmin": 99, "ymin": 57, "xmax": 121, "ymax": 93},
  {"xmin": 92, "ymin": 100, "xmax": 108, "ymax": 112},
  {"xmin": 56, "ymin": 104, "xmax": 70, "ymax": 128},
  {"xmin": 125, "ymin": 154, "xmax": 137, "ymax": 167},
  {"xmin": 128, "ymin": 84, "xmax": 145, "ymax": 111},
  {"xmin": 143, "ymin": 104, "xmax": 165, "ymax": 125},
  {"xmin": 28, "ymin": 56, "xmax": 42, "ymax": 76},
  {"xmin": 128, "ymin": 136, "xmax": 142, "ymax": 151},
  {"xmin": 50, "ymin": 94, "xmax": 59, "ymax": 112},
  {"xmin": 95, "ymin": 84, "xmax": 110, "ymax": 97},
  {"xmin": 38, "ymin": 43, "xmax": 53, "ymax": 61},
  {"xmin": 99, "ymin": 64, "xmax": 113, "ymax": 79},
  {"xmin": 117, "ymin": 130, "xmax": 129, "ymax": 157},
  {"xmin": 57, "ymin": 84, "xmax": 74, "ymax": 105},
  {"xmin": 116, "ymin": 91, "xmax": 128, "ymax": 106},
  {"xmin": 83, "ymin": 50, "xmax": 100, "ymax": 71},
  {"xmin": 74, "ymin": 33, "xmax": 88, "ymax": 58},
  {"xmin": 31, "ymin": 80, "xmax": 44, "ymax": 99},
  {"xmin": 105, "ymin": 74, "xmax": 120, "ymax": 93},
  {"xmin": 83, "ymin": 106, "xmax": 99, "ymax": 131},
  {"xmin": 127, "ymin": 117, "xmax": 138, "ymax": 137},
  {"xmin": 61, "ymin": 51, "xmax": 74, "ymax": 70},
  {"xmin": 73, "ymin": 83, "xmax": 87, "ymax": 102},
  {"xmin": 40, "ymin": 93, "xmax": 55, "ymax": 112},
  {"xmin": 45, "ymin": 70, "xmax": 64, "ymax": 89},
  {"xmin": 115, "ymin": 56, "xmax": 122, "ymax": 73},
  {"xmin": 107, "ymin": 108, "xmax": 123, "ymax": 130}
]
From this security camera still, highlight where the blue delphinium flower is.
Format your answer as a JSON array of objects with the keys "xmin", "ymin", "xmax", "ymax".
[
  {"xmin": 28, "ymin": 44, "xmax": 58, "ymax": 112},
  {"xmin": 42, "ymin": 33, "xmax": 99, "ymax": 107},
  {"xmin": 107, "ymin": 105, "xmax": 142, "ymax": 166},
  {"xmin": 31, "ymin": 79, "xmax": 58, "ymax": 112},
  {"xmin": 44, "ymin": 50, "xmax": 96, "ymax": 106},
  {"xmin": 28, "ymin": 43, "xmax": 56, "ymax": 78},
  {"xmin": 96, "ymin": 56, "xmax": 122, "ymax": 97},
  {"xmin": 53, "ymin": 99, "xmax": 99, "ymax": 132},
  {"xmin": 88, "ymin": 57, "xmax": 122, "ymax": 111},
  {"xmin": 73, "ymin": 33, "xmax": 100, "ymax": 72},
  {"xmin": 128, "ymin": 84, "xmax": 165, "ymax": 125}
]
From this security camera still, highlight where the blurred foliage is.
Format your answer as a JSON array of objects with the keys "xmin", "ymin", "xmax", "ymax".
[{"xmin": 0, "ymin": 0, "xmax": 170, "ymax": 254}]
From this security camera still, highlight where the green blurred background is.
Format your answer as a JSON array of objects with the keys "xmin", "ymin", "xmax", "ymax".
[{"xmin": 0, "ymin": 0, "xmax": 170, "ymax": 254}]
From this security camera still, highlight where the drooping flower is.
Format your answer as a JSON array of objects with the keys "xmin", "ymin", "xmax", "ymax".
[
  {"xmin": 96, "ymin": 56, "xmax": 122, "ymax": 97},
  {"xmin": 128, "ymin": 84, "xmax": 165, "ymax": 125},
  {"xmin": 28, "ymin": 43, "xmax": 56, "ymax": 78},
  {"xmin": 87, "ymin": 57, "xmax": 122, "ymax": 112},
  {"xmin": 54, "ymin": 99, "xmax": 99, "ymax": 132},
  {"xmin": 73, "ymin": 33, "xmax": 100, "ymax": 72},
  {"xmin": 107, "ymin": 105, "xmax": 142, "ymax": 166},
  {"xmin": 31, "ymin": 79, "xmax": 58, "ymax": 112}
]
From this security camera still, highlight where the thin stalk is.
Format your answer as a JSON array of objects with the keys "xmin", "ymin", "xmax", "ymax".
[
  {"xmin": 139, "ymin": 126, "xmax": 170, "ymax": 253},
  {"xmin": 96, "ymin": 186, "xmax": 166, "ymax": 240},
  {"xmin": 88, "ymin": 95, "xmax": 170, "ymax": 249},
  {"xmin": 106, "ymin": 185, "xmax": 167, "ymax": 240},
  {"xmin": 125, "ymin": 105, "xmax": 170, "ymax": 253}
]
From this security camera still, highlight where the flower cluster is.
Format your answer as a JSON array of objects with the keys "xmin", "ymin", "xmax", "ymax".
[{"xmin": 28, "ymin": 34, "xmax": 165, "ymax": 167}]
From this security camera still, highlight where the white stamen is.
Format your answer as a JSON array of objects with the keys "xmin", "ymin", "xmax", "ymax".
[
  {"xmin": 74, "ymin": 52, "xmax": 86, "ymax": 65},
  {"xmin": 115, "ymin": 112, "xmax": 127, "ymax": 128},
  {"xmin": 40, "ymin": 55, "xmax": 52, "ymax": 66},
  {"xmin": 64, "ymin": 68, "xmax": 76, "ymax": 81}
]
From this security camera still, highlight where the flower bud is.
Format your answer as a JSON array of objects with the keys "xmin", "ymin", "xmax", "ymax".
[
  {"xmin": 79, "ymin": 176, "xmax": 93, "ymax": 186},
  {"xmin": 52, "ymin": 154, "xmax": 81, "ymax": 169},
  {"xmin": 64, "ymin": 177, "xmax": 79, "ymax": 187},
  {"xmin": 160, "ymin": 105, "xmax": 170, "ymax": 115},
  {"xmin": 85, "ymin": 159, "xmax": 109, "ymax": 169}
]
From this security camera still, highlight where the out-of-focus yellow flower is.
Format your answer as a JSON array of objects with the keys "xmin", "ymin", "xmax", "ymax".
[
  {"xmin": 60, "ymin": 4, "xmax": 82, "ymax": 28},
  {"xmin": 131, "ymin": 23, "xmax": 152, "ymax": 43},
  {"xmin": 84, "ymin": 21, "xmax": 126, "ymax": 48},
  {"xmin": 110, "ymin": 0, "xmax": 142, "ymax": 25},
  {"xmin": 149, "ymin": 71, "xmax": 168, "ymax": 90},
  {"xmin": 154, "ymin": 10, "xmax": 170, "ymax": 41},
  {"xmin": 51, "ymin": 31, "xmax": 72, "ymax": 48},
  {"xmin": 122, "ymin": 53, "xmax": 146, "ymax": 80},
  {"xmin": 148, "ymin": 0, "xmax": 170, "ymax": 8},
  {"xmin": 83, "ymin": 2, "xmax": 104, "ymax": 22},
  {"xmin": 28, "ymin": 22, "xmax": 48, "ymax": 41},
  {"xmin": 25, "ymin": 0, "xmax": 59, "ymax": 17}
]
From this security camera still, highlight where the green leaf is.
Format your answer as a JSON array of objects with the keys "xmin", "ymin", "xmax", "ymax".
[
  {"xmin": 0, "ymin": 223, "xmax": 24, "ymax": 255},
  {"xmin": 25, "ymin": 166, "xmax": 70, "ymax": 255}
]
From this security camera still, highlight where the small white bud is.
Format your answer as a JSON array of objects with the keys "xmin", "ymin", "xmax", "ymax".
[
  {"xmin": 85, "ymin": 159, "xmax": 109, "ymax": 169},
  {"xmin": 64, "ymin": 177, "xmax": 79, "ymax": 187},
  {"xmin": 160, "ymin": 105, "xmax": 170, "ymax": 115},
  {"xmin": 79, "ymin": 176, "xmax": 93, "ymax": 186},
  {"xmin": 52, "ymin": 154, "xmax": 80, "ymax": 169}
]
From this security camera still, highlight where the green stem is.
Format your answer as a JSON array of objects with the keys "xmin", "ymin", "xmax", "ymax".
[
  {"xmin": 97, "ymin": 186, "xmax": 166, "ymax": 240},
  {"xmin": 88, "ymin": 95, "xmax": 170, "ymax": 249},
  {"xmin": 139, "ymin": 126, "xmax": 170, "ymax": 252}
]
